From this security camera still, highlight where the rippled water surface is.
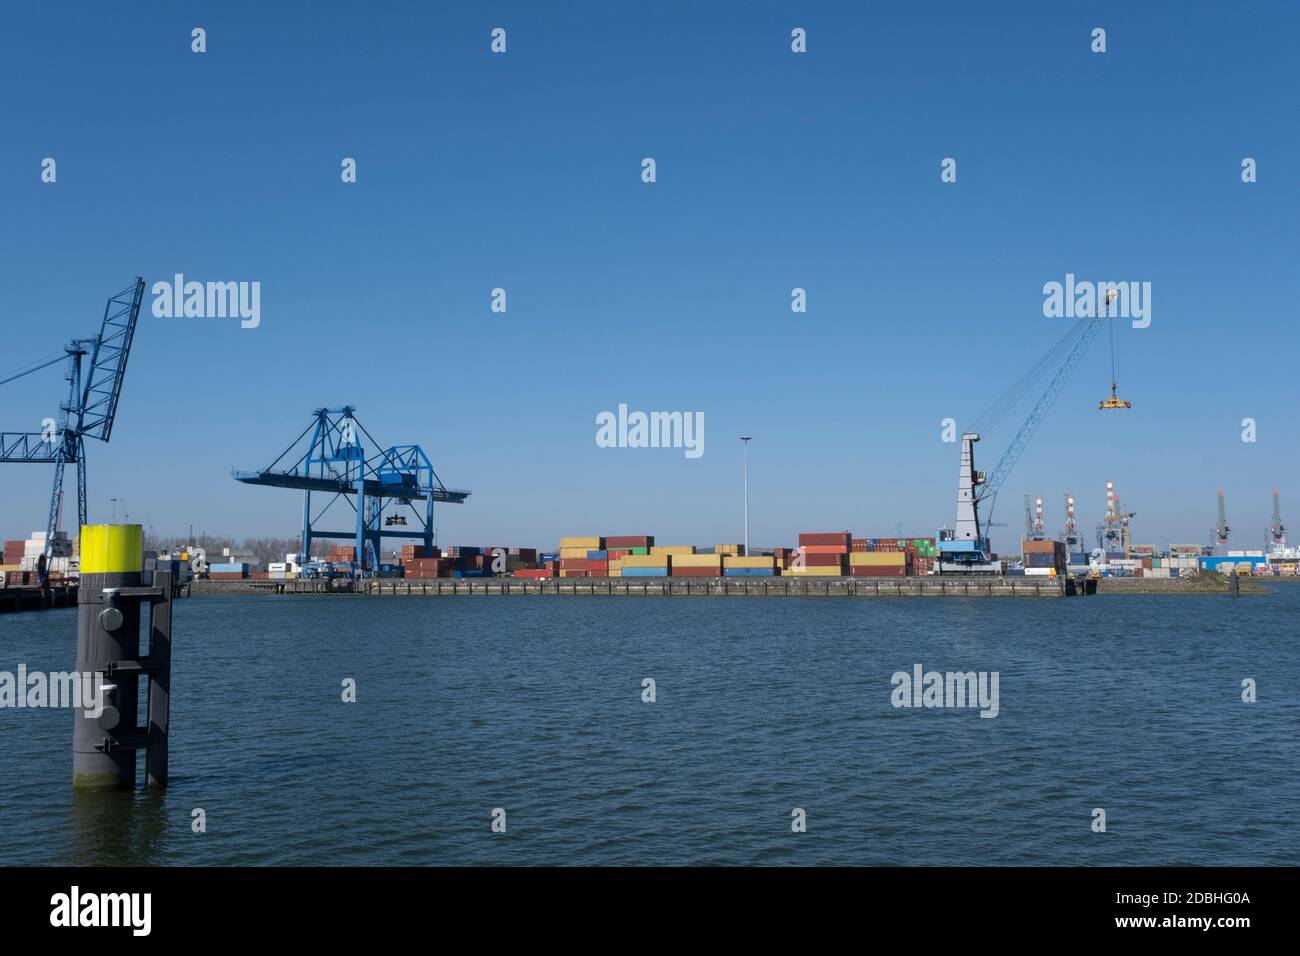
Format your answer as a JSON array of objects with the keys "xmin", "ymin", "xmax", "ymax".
[{"xmin": 1, "ymin": 588, "xmax": 1296, "ymax": 865}]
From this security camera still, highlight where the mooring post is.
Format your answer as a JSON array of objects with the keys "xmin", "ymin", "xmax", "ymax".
[{"xmin": 72, "ymin": 524, "xmax": 174, "ymax": 791}]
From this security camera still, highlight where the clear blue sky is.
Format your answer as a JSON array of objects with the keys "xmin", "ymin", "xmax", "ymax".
[{"xmin": 1, "ymin": 1, "xmax": 1296, "ymax": 554}]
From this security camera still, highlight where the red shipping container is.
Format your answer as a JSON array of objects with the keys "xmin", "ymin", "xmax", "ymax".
[
  {"xmin": 514, "ymin": 568, "xmax": 557, "ymax": 578},
  {"xmin": 560, "ymin": 558, "xmax": 589, "ymax": 570},
  {"xmin": 586, "ymin": 561, "xmax": 610, "ymax": 575},
  {"xmin": 801, "ymin": 552, "xmax": 844, "ymax": 567},
  {"xmin": 605, "ymin": 535, "xmax": 654, "ymax": 548},
  {"xmin": 799, "ymin": 532, "xmax": 851, "ymax": 548},
  {"xmin": 802, "ymin": 544, "xmax": 849, "ymax": 554},
  {"xmin": 401, "ymin": 545, "xmax": 440, "ymax": 559}
]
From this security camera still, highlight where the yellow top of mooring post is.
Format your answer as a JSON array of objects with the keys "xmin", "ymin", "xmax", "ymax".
[{"xmin": 80, "ymin": 524, "xmax": 143, "ymax": 574}]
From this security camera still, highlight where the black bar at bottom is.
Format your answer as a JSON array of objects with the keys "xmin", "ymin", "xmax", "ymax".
[{"xmin": 0, "ymin": 866, "xmax": 1281, "ymax": 940}]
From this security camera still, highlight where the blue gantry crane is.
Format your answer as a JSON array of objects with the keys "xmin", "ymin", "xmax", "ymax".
[
  {"xmin": 0, "ymin": 278, "xmax": 146, "ymax": 557},
  {"xmin": 233, "ymin": 407, "xmax": 470, "ymax": 575}
]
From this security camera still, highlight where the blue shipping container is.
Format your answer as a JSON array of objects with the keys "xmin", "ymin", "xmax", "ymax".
[
  {"xmin": 1199, "ymin": 555, "xmax": 1266, "ymax": 570},
  {"xmin": 723, "ymin": 568, "xmax": 775, "ymax": 577},
  {"xmin": 621, "ymin": 567, "xmax": 668, "ymax": 577},
  {"xmin": 587, "ymin": 550, "xmax": 609, "ymax": 560}
]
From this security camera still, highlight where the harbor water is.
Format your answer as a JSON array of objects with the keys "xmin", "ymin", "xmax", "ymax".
[{"xmin": 1, "ymin": 590, "xmax": 1296, "ymax": 866}]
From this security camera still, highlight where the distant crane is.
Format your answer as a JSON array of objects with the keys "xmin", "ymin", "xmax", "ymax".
[
  {"xmin": 938, "ymin": 291, "xmax": 1130, "ymax": 572},
  {"xmin": 1096, "ymin": 480, "xmax": 1134, "ymax": 557},
  {"xmin": 1214, "ymin": 490, "xmax": 1231, "ymax": 554},
  {"xmin": 1269, "ymin": 489, "xmax": 1286, "ymax": 551},
  {"xmin": 1060, "ymin": 492, "xmax": 1086, "ymax": 560},
  {"xmin": 1024, "ymin": 495, "xmax": 1046, "ymax": 540},
  {"xmin": 0, "ymin": 278, "xmax": 146, "ymax": 557},
  {"xmin": 233, "ymin": 406, "xmax": 470, "ymax": 576},
  {"xmin": 1121, "ymin": 505, "xmax": 1137, "ymax": 557}
]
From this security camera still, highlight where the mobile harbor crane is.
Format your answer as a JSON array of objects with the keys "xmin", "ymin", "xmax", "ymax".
[{"xmin": 938, "ymin": 291, "xmax": 1129, "ymax": 573}]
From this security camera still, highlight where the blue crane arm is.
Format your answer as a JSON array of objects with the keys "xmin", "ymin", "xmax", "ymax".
[
  {"xmin": 78, "ymin": 277, "xmax": 145, "ymax": 443},
  {"xmin": 0, "ymin": 432, "xmax": 63, "ymax": 463},
  {"xmin": 978, "ymin": 316, "xmax": 1105, "ymax": 503}
]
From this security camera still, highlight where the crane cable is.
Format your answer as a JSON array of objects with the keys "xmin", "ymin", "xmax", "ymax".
[
  {"xmin": 970, "ymin": 316, "xmax": 1091, "ymax": 435},
  {"xmin": 1108, "ymin": 307, "xmax": 1119, "ymax": 389},
  {"xmin": 0, "ymin": 350, "xmax": 68, "ymax": 389}
]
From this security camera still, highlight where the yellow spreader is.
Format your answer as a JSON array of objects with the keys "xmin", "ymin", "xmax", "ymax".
[{"xmin": 1098, "ymin": 383, "xmax": 1132, "ymax": 410}]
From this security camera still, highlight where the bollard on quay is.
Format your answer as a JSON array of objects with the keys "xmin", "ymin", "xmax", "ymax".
[{"xmin": 72, "ymin": 524, "xmax": 174, "ymax": 791}]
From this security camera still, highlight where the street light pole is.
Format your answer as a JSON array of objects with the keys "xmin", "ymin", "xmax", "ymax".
[{"xmin": 740, "ymin": 435, "xmax": 752, "ymax": 555}]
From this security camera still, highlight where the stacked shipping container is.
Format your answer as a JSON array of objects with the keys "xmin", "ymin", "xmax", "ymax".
[{"xmin": 1022, "ymin": 539, "xmax": 1067, "ymax": 575}]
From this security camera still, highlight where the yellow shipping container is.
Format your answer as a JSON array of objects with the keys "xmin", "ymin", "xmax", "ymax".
[
  {"xmin": 672, "ymin": 554, "xmax": 723, "ymax": 568},
  {"xmin": 651, "ymin": 545, "xmax": 695, "ymax": 555},
  {"xmin": 559, "ymin": 569, "xmax": 589, "ymax": 578},
  {"xmin": 623, "ymin": 554, "xmax": 670, "ymax": 568},
  {"xmin": 559, "ymin": 536, "xmax": 603, "ymax": 550},
  {"xmin": 608, "ymin": 569, "xmax": 622, "ymax": 577},
  {"xmin": 785, "ymin": 566, "xmax": 844, "ymax": 576},
  {"xmin": 849, "ymin": 552, "xmax": 907, "ymax": 566},
  {"xmin": 724, "ymin": 555, "xmax": 776, "ymax": 569},
  {"xmin": 714, "ymin": 544, "xmax": 744, "ymax": 555},
  {"xmin": 559, "ymin": 547, "xmax": 592, "ymax": 559}
]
